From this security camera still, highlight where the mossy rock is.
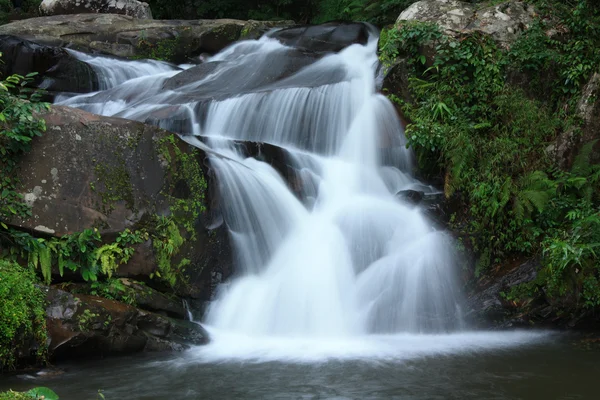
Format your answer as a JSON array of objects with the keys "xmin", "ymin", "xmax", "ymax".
[{"xmin": 8, "ymin": 105, "xmax": 232, "ymax": 299}]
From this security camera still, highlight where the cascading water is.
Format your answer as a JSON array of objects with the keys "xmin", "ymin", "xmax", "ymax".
[{"xmin": 57, "ymin": 26, "xmax": 549, "ymax": 361}]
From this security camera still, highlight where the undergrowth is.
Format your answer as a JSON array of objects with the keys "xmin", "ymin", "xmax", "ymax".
[
  {"xmin": 0, "ymin": 260, "xmax": 47, "ymax": 371},
  {"xmin": 380, "ymin": 0, "xmax": 600, "ymax": 310}
]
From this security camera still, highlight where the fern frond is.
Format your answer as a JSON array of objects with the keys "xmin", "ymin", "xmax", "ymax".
[
  {"xmin": 94, "ymin": 243, "xmax": 122, "ymax": 278},
  {"xmin": 39, "ymin": 245, "xmax": 52, "ymax": 284}
]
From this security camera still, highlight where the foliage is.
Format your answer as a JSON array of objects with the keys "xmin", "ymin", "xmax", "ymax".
[
  {"xmin": 2, "ymin": 228, "xmax": 148, "ymax": 284},
  {"xmin": 25, "ymin": 388, "xmax": 59, "ymax": 400},
  {"xmin": 0, "ymin": 0, "xmax": 42, "ymax": 25},
  {"xmin": 89, "ymin": 278, "xmax": 138, "ymax": 305},
  {"xmin": 158, "ymin": 134, "xmax": 207, "ymax": 237},
  {"xmin": 381, "ymin": 0, "xmax": 600, "ymax": 311},
  {"xmin": 0, "ymin": 55, "xmax": 49, "ymax": 225},
  {"xmin": 508, "ymin": 0, "xmax": 600, "ymax": 107},
  {"xmin": 151, "ymin": 215, "xmax": 187, "ymax": 287},
  {"xmin": 0, "ymin": 260, "xmax": 47, "ymax": 370},
  {"xmin": 540, "ymin": 143, "xmax": 600, "ymax": 308},
  {"xmin": 0, "ymin": 387, "xmax": 59, "ymax": 400},
  {"xmin": 314, "ymin": 0, "xmax": 413, "ymax": 25},
  {"xmin": 144, "ymin": 0, "xmax": 411, "ymax": 25},
  {"xmin": 77, "ymin": 308, "xmax": 100, "ymax": 332},
  {"xmin": 145, "ymin": 0, "xmax": 313, "ymax": 22}
]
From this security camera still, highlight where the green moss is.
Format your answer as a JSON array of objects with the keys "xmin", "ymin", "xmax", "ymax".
[
  {"xmin": 157, "ymin": 134, "xmax": 208, "ymax": 238},
  {"xmin": 0, "ymin": 260, "xmax": 47, "ymax": 371},
  {"xmin": 94, "ymin": 157, "xmax": 134, "ymax": 215},
  {"xmin": 134, "ymin": 36, "xmax": 181, "ymax": 62},
  {"xmin": 147, "ymin": 134, "xmax": 208, "ymax": 287}
]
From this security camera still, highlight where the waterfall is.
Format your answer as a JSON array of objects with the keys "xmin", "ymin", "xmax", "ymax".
[{"xmin": 57, "ymin": 28, "xmax": 467, "ymax": 354}]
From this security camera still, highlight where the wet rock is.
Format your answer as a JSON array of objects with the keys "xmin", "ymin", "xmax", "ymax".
[
  {"xmin": 40, "ymin": 0, "xmax": 153, "ymax": 19},
  {"xmin": 396, "ymin": 189, "xmax": 424, "ymax": 205},
  {"xmin": 0, "ymin": 35, "xmax": 99, "ymax": 98},
  {"xmin": 66, "ymin": 279, "xmax": 188, "ymax": 319},
  {"xmin": 267, "ymin": 22, "xmax": 370, "ymax": 53},
  {"xmin": 397, "ymin": 0, "xmax": 537, "ymax": 45},
  {"xmin": 381, "ymin": 58, "xmax": 412, "ymax": 104},
  {"xmin": 7, "ymin": 105, "xmax": 232, "ymax": 301},
  {"xmin": 0, "ymin": 14, "xmax": 294, "ymax": 62},
  {"xmin": 45, "ymin": 287, "xmax": 208, "ymax": 360},
  {"xmin": 464, "ymin": 259, "xmax": 542, "ymax": 328}
]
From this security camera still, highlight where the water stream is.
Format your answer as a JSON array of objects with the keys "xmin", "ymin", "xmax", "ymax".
[{"xmin": 21, "ymin": 26, "xmax": 584, "ymax": 398}]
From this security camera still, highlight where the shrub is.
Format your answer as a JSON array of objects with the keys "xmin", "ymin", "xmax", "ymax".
[{"xmin": 0, "ymin": 260, "xmax": 47, "ymax": 370}]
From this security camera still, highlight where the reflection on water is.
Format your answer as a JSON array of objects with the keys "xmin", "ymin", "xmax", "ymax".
[{"xmin": 1, "ymin": 333, "xmax": 598, "ymax": 400}]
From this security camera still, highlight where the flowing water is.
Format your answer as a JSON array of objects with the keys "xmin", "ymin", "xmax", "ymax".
[{"xmin": 18, "ymin": 27, "xmax": 592, "ymax": 398}]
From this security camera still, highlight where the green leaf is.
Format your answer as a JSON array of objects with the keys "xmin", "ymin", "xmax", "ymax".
[{"xmin": 26, "ymin": 387, "xmax": 59, "ymax": 400}]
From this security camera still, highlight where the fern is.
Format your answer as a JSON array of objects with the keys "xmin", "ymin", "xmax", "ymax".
[
  {"xmin": 94, "ymin": 243, "xmax": 123, "ymax": 278},
  {"xmin": 38, "ymin": 244, "xmax": 52, "ymax": 285},
  {"xmin": 513, "ymin": 171, "xmax": 552, "ymax": 222}
]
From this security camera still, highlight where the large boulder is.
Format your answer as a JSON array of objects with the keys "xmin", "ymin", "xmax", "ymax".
[
  {"xmin": 45, "ymin": 287, "xmax": 208, "ymax": 360},
  {"xmin": 397, "ymin": 0, "xmax": 536, "ymax": 45},
  {"xmin": 12, "ymin": 105, "xmax": 193, "ymax": 236},
  {"xmin": 9, "ymin": 105, "xmax": 232, "ymax": 300},
  {"xmin": 266, "ymin": 22, "xmax": 370, "ymax": 53},
  {"xmin": 0, "ymin": 35, "xmax": 100, "ymax": 98},
  {"xmin": 40, "ymin": 0, "xmax": 153, "ymax": 19},
  {"xmin": 0, "ymin": 14, "xmax": 294, "ymax": 62}
]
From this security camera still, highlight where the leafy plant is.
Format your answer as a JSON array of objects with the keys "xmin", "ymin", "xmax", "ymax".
[
  {"xmin": 381, "ymin": 0, "xmax": 600, "ymax": 299},
  {"xmin": 151, "ymin": 215, "xmax": 187, "ymax": 287},
  {"xmin": 1, "ymin": 53, "xmax": 49, "ymax": 225},
  {"xmin": 0, "ymin": 260, "xmax": 47, "ymax": 370},
  {"xmin": 25, "ymin": 387, "xmax": 59, "ymax": 400},
  {"xmin": 90, "ymin": 278, "xmax": 138, "ymax": 305}
]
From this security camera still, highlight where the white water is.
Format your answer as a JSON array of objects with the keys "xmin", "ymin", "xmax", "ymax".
[{"xmin": 57, "ymin": 30, "xmax": 552, "ymax": 361}]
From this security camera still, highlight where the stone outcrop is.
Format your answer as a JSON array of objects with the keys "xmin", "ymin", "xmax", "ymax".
[
  {"xmin": 465, "ymin": 258, "xmax": 600, "ymax": 330},
  {"xmin": 45, "ymin": 287, "xmax": 208, "ymax": 360},
  {"xmin": 0, "ymin": 35, "xmax": 100, "ymax": 98},
  {"xmin": 397, "ymin": 0, "xmax": 537, "ymax": 45},
  {"xmin": 9, "ymin": 105, "xmax": 232, "ymax": 301},
  {"xmin": 266, "ymin": 22, "xmax": 370, "ymax": 53},
  {"xmin": 40, "ymin": 0, "xmax": 153, "ymax": 20},
  {"xmin": 465, "ymin": 259, "xmax": 541, "ymax": 328},
  {"xmin": 0, "ymin": 14, "xmax": 294, "ymax": 62}
]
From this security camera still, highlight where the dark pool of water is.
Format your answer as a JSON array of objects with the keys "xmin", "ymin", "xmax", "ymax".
[{"xmin": 1, "ymin": 333, "xmax": 598, "ymax": 400}]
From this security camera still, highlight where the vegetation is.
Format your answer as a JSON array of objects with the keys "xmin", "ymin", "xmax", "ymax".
[
  {"xmin": 380, "ymin": 0, "xmax": 600, "ymax": 311},
  {"xmin": 0, "ymin": 260, "xmax": 47, "ymax": 370},
  {"xmin": 0, "ymin": 387, "xmax": 59, "ymax": 400},
  {"xmin": 0, "ymin": 45, "xmax": 206, "ymax": 367},
  {"xmin": 144, "ymin": 0, "xmax": 411, "ymax": 25},
  {"xmin": 0, "ymin": 0, "xmax": 41, "ymax": 24}
]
